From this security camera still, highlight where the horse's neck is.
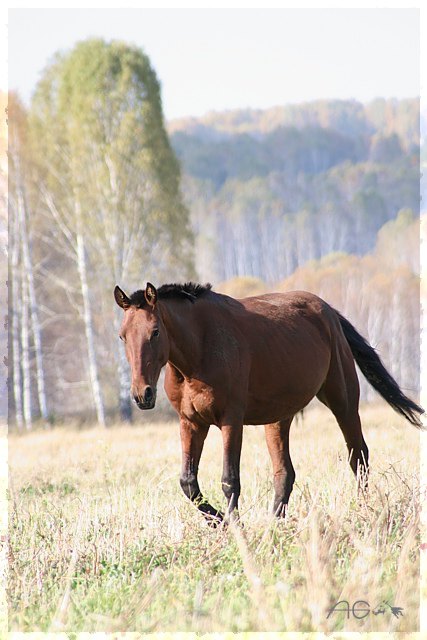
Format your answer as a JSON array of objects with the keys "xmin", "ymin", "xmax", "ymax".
[{"xmin": 160, "ymin": 299, "xmax": 203, "ymax": 377}]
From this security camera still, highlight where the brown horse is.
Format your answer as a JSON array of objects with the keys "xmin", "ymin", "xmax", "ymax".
[{"xmin": 114, "ymin": 282, "xmax": 423, "ymax": 524}]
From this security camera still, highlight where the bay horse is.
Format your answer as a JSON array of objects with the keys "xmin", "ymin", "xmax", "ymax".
[{"xmin": 114, "ymin": 282, "xmax": 423, "ymax": 524}]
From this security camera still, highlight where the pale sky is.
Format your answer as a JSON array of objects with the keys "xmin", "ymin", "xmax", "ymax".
[{"xmin": 7, "ymin": 8, "xmax": 420, "ymax": 121}]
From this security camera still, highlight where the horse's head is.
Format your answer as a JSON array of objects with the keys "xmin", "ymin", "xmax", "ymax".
[{"xmin": 114, "ymin": 283, "xmax": 169, "ymax": 410}]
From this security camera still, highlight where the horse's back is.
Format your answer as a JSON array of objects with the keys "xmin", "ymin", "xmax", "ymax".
[
  {"xmin": 235, "ymin": 290, "xmax": 338, "ymax": 335},
  {"xmin": 238, "ymin": 289, "xmax": 329, "ymax": 314}
]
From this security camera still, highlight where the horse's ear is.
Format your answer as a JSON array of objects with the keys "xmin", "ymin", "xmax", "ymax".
[
  {"xmin": 145, "ymin": 282, "xmax": 158, "ymax": 307},
  {"xmin": 114, "ymin": 286, "xmax": 131, "ymax": 309}
]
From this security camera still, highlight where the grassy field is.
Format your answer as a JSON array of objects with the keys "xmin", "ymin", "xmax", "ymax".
[{"xmin": 8, "ymin": 404, "xmax": 422, "ymax": 633}]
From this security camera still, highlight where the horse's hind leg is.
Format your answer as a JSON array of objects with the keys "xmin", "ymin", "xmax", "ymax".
[
  {"xmin": 264, "ymin": 417, "xmax": 295, "ymax": 517},
  {"xmin": 317, "ymin": 354, "xmax": 369, "ymax": 489},
  {"xmin": 335, "ymin": 408, "xmax": 369, "ymax": 489}
]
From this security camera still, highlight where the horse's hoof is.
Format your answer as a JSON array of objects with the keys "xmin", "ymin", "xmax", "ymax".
[
  {"xmin": 223, "ymin": 510, "xmax": 244, "ymax": 529},
  {"xmin": 205, "ymin": 512, "xmax": 224, "ymax": 528}
]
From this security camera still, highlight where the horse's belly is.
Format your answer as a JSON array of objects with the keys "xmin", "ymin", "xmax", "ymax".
[
  {"xmin": 244, "ymin": 341, "xmax": 330, "ymax": 424},
  {"xmin": 243, "ymin": 388, "xmax": 315, "ymax": 424}
]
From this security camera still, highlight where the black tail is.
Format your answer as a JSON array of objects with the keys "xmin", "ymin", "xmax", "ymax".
[{"xmin": 336, "ymin": 311, "xmax": 424, "ymax": 428}]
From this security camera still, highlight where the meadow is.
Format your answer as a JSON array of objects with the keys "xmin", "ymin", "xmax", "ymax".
[{"xmin": 8, "ymin": 404, "xmax": 422, "ymax": 633}]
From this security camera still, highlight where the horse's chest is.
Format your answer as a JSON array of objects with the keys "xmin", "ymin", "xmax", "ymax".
[{"xmin": 181, "ymin": 382, "xmax": 219, "ymax": 425}]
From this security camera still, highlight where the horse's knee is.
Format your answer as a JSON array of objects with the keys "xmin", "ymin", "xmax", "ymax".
[{"xmin": 180, "ymin": 473, "xmax": 201, "ymax": 502}]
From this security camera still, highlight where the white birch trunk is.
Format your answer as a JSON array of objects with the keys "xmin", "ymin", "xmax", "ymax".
[
  {"xmin": 108, "ymin": 157, "xmax": 132, "ymax": 423},
  {"xmin": 18, "ymin": 189, "xmax": 49, "ymax": 424},
  {"xmin": 10, "ymin": 202, "xmax": 23, "ymax": 430},
  {"xmin": 20, "ymin": 259, "xmax": 32, "ymax": 430},
  {"xmin": 118, "ymin": 337, "xmax": 132, "ymax": 422},
  {"xmin": 75, "ymin": 201, "xmax": 106, "ymax": 427},
  {"xmin": 114, "ymin": 306, "xmax": 132, "ymax": 423}
]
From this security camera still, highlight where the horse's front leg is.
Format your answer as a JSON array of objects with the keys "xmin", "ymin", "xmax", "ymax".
[
  {"xmin": 179, "ymin": 417, "xmax": 223, "ymax": 525},
  {"xmin": 220, "ymin": 423, "xmax": 243, "ymax": 522}
]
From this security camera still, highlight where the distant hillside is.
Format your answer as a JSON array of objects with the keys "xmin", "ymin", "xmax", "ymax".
[
  {"xmin": 168, "ymin": 98, "xmax": 420, "ymax": 283},
  {"xmin": 169, "ymin": 98, "xmax": 420, "ymax": 145}
]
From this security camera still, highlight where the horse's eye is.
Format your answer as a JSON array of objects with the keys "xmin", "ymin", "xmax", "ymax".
[
  {"xmin": 119, "ymin": 335, "xmax": 126, "ymax": 342},
  {"xmin": 151, "ymin": 328, "xmax": 160, "ymax": 340}
]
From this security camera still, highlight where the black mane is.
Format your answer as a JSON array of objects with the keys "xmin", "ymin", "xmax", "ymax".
[
  {"xmin": 129, "ymin": 282, "xmax": 212, "ymax": 307},
  {"xmin": 159, "ymin": 282, "xmax": 212, "ymax": 300}
]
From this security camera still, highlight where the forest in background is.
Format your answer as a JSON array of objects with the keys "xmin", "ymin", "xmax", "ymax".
[
  {"xmin": 170, "ymin": 98, "xmax": 420, "ymax": 282},
  {"xmin": 2, "ymin": 39, "xmax": 423, "ymax": 427}
]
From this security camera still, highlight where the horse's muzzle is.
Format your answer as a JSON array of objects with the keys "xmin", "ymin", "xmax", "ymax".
[{"xmin": 133, "ymin": 385, "xmax": 156, "ymax": 410}]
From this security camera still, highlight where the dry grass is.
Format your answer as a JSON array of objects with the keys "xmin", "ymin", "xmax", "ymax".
[{"xmin": 8, "ymin": 404, "xmax": 422, "ymax": 632}]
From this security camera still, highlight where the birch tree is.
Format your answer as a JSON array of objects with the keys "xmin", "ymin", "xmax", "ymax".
[
  {"xmin": 0, "ymin": 93, "xmax": 7, "ymax": 420},
  {"xmin": 30, "ymin": 39, "xmax": 193, "ymax": 422},
  {"xmin": 9, "ymin": 188, "xmax": 23, "ymax": 429},
  {"xmin": 8, "ymin": 93, "xmax": 49, "ymax": 428}
]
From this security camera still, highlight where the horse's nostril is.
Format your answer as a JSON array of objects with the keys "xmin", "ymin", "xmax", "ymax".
[
  {"xmin": 132, "ymin": 386, "xmax": 155, "ymax": 408},
  {"xmin": 144, "ymin": 386, "xmax": 153, "ymax": 403}
]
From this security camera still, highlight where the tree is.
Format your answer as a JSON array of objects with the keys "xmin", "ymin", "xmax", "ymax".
[
  {"xmin": 30, "ymin": 39, "xmax": 194, "ymax": 422},
  {"xmin": 8, "ymin": 93, "xmax": 49, "ymax": 429},
  {"xmin": 0, "ymin": 92, "xmax": 6, "ymax": 420},
  {"xmin": 370, "ymin": 133, "xmax": 403, "ymax": 164},
  {"xmin": 375, "ymin": 208, "xmax": 419, "ymax": 274}
]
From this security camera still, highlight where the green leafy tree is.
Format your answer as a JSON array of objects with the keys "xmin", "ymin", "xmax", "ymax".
[{"xmin": 30, "ymin": 39, "xmax": 193, "ymax": 422}]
